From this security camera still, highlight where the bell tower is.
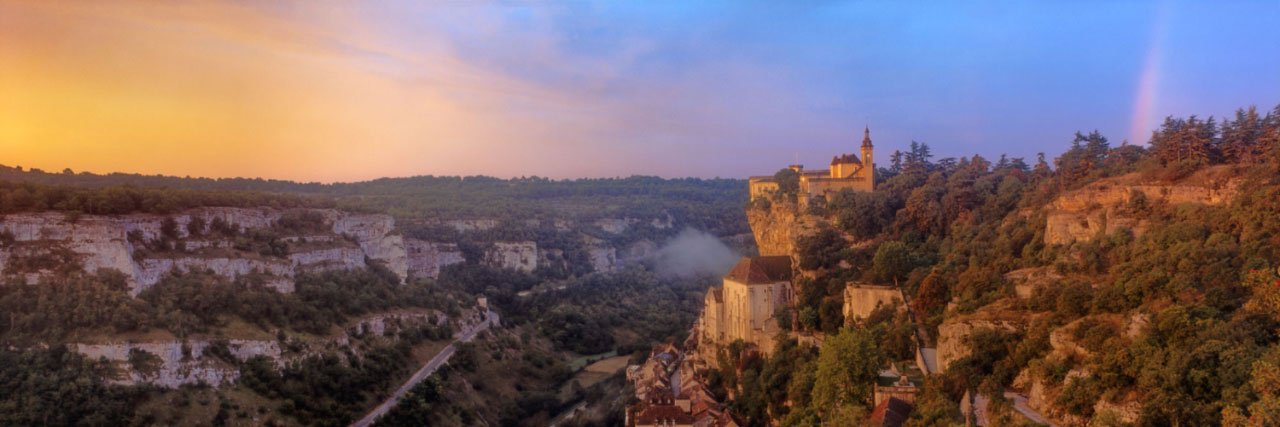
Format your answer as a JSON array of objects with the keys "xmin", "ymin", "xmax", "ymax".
[{"xmin": 861, "ymin": 126, "xmax": 874, "ymax": 172}]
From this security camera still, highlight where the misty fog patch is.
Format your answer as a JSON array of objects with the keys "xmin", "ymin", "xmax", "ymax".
[{"xmin": 651, "ymin": 228, "xmax": 739, "ymax": 278}]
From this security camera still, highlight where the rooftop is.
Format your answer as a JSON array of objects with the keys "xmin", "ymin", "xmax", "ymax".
[
  {"xmin": 724, "ymin": 256, "xmax": 792, "ymax": 284},
  {"xmin": 868, "ymin": 397, "xmax": 913, "ymax": 427}
]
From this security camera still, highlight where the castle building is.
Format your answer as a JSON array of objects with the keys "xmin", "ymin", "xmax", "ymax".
[
  {"xmin": 700, "ymin": 256, "xmax": 793, "ymax": 356},
  {"xmin": 748, "ymin": 127, "xmax": 875, "ymax": 206}
]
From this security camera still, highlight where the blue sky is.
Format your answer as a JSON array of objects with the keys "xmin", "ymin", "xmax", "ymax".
[{"xmin": 4, "ymin": 1, "xmax": 1279, "ymax": 180}]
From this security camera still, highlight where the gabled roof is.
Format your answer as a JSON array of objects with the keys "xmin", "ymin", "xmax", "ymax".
[
  {"xmin": 724, "ymin": 256, "xmax": 792, "ymax": 284},
  {"xmin": 868, "ymin": 397, "xmax": 913, "ymax": 427}
]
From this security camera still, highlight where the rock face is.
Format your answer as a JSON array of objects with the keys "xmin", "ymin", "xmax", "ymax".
[
  {"xmin": 485, "ymin": 241, "xmax": 538, "ymax": 272},
  {"xmin": 1044, "ymin": 172, "xmax": 1240, "ymax": 245},
  {"xmin": 747, "ymin": 204, "xmax": 800, "ymax": 257},
  {"xmin": 74, "ymin": 339, "xmax": 280, "ymax": 388},
  {"xmin": 332, "ymin": 213, "xmax": 408, "ymax": 281},
  {"xmin": 937, "ymin": 316, "xmax": 1024, "ymax": 371},
  {"xmin": 70, "ymin": 310, "xmax": 451, "ymax": 388},
  {"xmin": 441, "ymin": 218, "xmax": 499, "ymax": 232},
  {"xmin": 587, "ymin": 245, "xmax": 617, "ymax": 272},
  {"xmin": 1004, "ymin": 267, "xmax": 1063, "ymax": 299},
  {"xmin": 136, "ymin": 257, "xmax": 296, "ymax": 293},
  {"xmin": 0, "ymin": 208, "xmax": 411, "ymax": 295},
  {"xmin": 404, "ymin": 239, "xmax": 464, "ymax": 279}
]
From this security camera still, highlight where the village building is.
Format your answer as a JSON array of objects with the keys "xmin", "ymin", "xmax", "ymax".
[
  {"xmin": 626, "ymin": 340, "xmax": 742, "ymax": 427},
  {"xmin": 699, "ymin": 256, "xmax": 793, "ymax": 356},
  {"xmin": 748, "ymin": 127, "xmax": 875, "ymax": 206}
]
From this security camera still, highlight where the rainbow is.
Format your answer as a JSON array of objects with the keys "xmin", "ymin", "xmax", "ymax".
[{"xmin": 1128, "ymin": 3, "xmax": 1170, "ymax": 146}]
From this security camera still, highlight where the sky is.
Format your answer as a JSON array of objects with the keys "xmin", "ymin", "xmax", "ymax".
[{"xmin": 2, "ymin": 1, "xmax": 1279, "ymax": 182}]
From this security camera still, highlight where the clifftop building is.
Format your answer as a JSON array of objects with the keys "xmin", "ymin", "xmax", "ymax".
[
  {"xmin": 700, "ymin": 256, "xmax": 793, "ymax": 356},
  {"xmin": 749, "ymin": 127, "xmax": 875, "ymax": 206}
]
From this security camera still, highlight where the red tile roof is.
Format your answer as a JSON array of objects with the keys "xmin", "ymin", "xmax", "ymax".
[
  {"xmin": 723, "ymin": 256, "xmax": 792, "ymax": 284},
  {"xmin": 868, "ymin": 396, "xmax": 913, "ymax": 427}
]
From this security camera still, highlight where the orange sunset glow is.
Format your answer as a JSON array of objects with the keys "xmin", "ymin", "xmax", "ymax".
[{"xmin": 1, "ymin": 1, "xmax": 641, "ymax": 181}]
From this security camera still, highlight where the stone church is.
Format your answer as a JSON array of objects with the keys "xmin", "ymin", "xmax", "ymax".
[{"xmin": 700, "ymin": 256, "xmax": 793, "ymax": 356}]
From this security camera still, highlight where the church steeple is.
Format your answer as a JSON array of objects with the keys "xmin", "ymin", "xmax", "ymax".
[{"xmin": 860, "ymin": 127, "xmax": 874, "ymax": 182}]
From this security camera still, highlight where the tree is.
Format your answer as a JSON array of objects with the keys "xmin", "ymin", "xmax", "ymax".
[
  {"xmin": 913, "ymin": 270, "xmax": 949, "ymax": 317},
  {"xmin": 1222, "ymin": 358, "xmax": 1280, "ymax": 427},
  {"xmin": 873, "ymin": 241, "xmax": 912, "ymax": 284},
  {"xmin": 1221, "ymin": 106, "xmax": 1265, "ymax": 163},
  {"xmin": 812, "ymin": 327, "xmax": 885, "ymax": 421},
  {"xmin": 1149, "ymin": 115, "xmax": 1218, "ymax": 165},
  {"xmin": 830, "ymin": 190, "xmax": 896, "ymax": 240},
  {"xmin": 796, "ymin": 226, "xmax": 845, "ymax": 270},
  {"xmin": 774, "ymin": 168, "xmax": 800, "ymax": 196}
]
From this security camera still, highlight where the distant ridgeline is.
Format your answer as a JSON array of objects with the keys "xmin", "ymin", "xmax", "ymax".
[
  {"xmin": 690, "ymin": 104, "xmax": 1280, "ymax": 427},
  {"xmin": 0, "ymin": 166, "xmax": 749, "ymax": 235}
]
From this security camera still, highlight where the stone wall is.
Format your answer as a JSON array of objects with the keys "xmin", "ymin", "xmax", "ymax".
[{"xmin": 843, "ymin": 284, "xmax": 904, "ymax": 322}]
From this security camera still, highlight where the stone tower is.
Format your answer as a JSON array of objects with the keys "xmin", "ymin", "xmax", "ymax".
[{"xmin": 861, "ymin": 126, "xmax": 874, "ymax": 179}]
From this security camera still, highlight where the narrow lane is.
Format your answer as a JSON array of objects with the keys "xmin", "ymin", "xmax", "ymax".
[{"xmin": 351, "ymin": 310, "xmax": 497, "ymax": 427}]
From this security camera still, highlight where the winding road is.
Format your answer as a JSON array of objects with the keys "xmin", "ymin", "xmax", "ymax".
[
  {"xmin": 351, "ymin": 309, "xmax": 499, "ymax": 427},
  {"xmin": 974, "ymin": 391, "xmax": 1055, "ymax": 426}
]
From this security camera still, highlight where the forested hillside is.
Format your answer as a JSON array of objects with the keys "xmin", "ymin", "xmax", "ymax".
[
  {"xmin": 0, "ymin": 167, "xmax": 748, "ymax": 236},
  {"xmin": 716, "ymin": 104, "xmax": 1280, "ymax": 426}
]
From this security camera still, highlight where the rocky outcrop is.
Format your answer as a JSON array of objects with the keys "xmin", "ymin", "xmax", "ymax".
[
  {"xmin": 937, "ymin": 311, "xmax": 1026, "ymax": 371},
  {"xmin": 404, "ymin": 239, "xmax": 464, "ymax": 279},
  {"xmin": 350, "ymin": 311, "xmax": 444, "ymax": 337},
  {"xmin": 70, "ymin": 309, "xmax": 452, "ymax": 388},
  {"xmin": 746, "ymin": 204, "xmax": 799, "ymax": 257},
  {"xmin": 1044, "ymin": 171, "xmax": 1240, "ymax": 245},
  {"xmin": 1004, "ymin": 267, "xmax": 1063, "ymax": 299},
  {"xmin": 595, "ymin": 218, "xmax": 635, "ymax": 234},
  {"xmin": 332, "ymin": 214, "xmax": 408, "ymax": 281},
  {"xmin": 619, "ymin": 239, "xmax": 658, "ymax": 263},
  {"xmin": 485, "ymin": 241, "xmax": 537, "ymax": 272},
  {"xmin": 587, "ymin": 245, "xmax": 617, "ymax": 272},
  {"xmin": 290, "ymin": 247, "xmax": 367, "ymax": 273},
  {"xmin": 74, "ymin": 339, "xmax": 280, "ymax": 388},
  {"xmin": 594, "ymin": 215, "xmax": 673, "ymax": 235},
  {"xmin": 0, "ymin": 208, "xmax": 411, "ymax": 295},
  {"xmin": 441, "ymin": 219, "xmax": 498, "ymax": 232},
  {"xmin": 136, "ymin": 257, "xmax": 295, "ymax": 293}
]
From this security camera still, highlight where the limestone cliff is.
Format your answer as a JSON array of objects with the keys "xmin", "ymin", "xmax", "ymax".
[
  {"xmin": 485, "ymin": 241, "xmax": 538, "ymax": 272},
  {"xmin": 404, "ymin": 239, "xmax": 465, "ymax": 279},
  {"xmin": 936, "ymin": 302, "xmax": 1029, "ymax": 371},
  {"xmin": 71, "ymin": 310, "xmax": 454, "ymax": 388},
  {"xmin": 0, "ymin": 208, "xmax": 413, "ymax": 294},
  {"xmin": 746, "ymin": 203, "xmax": 801, "ymax": 257},
  {"xmin": 1043, "ymin": 168, "xmax": 1241, "ymax": 245}
]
